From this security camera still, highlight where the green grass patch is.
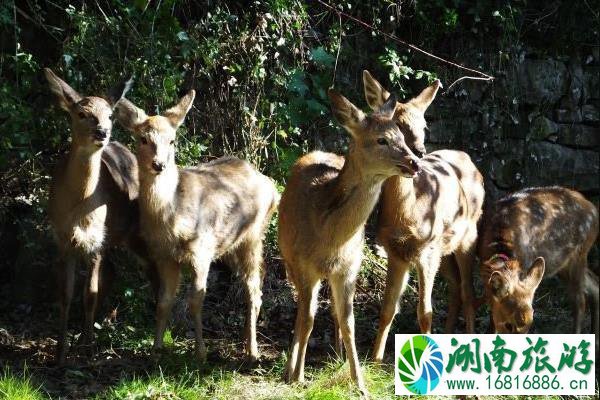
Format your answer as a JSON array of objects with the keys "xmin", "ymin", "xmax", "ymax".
[
  {"xmin": 94, "ymin": 357, "xmax": 398, "ymax": 400},
  {"xmin": 0, "ymin": 368, "xmax": 45, "ymax": 400}
]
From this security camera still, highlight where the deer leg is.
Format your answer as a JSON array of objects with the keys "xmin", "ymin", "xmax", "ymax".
[
  {"xmin": 454, "ymin": 247, "xmax": 477, "ymax": 333},
  {"xmin": 82, "ymin": 253, "xmax": 102, "ymax": 349},
  {"xmin": 153, "ymin": 260, "xmax": 181, "ymax": 353},
  {"xmin": 582, "ymin": 269, "xmax": 598, "ymax": 347},
  {"xmin": 330, "ymin": 269, "xmax": 368, "ymax": 396},
  {"xmin": 145, "ymin": 261, "xmax": 160, "ymax": 304},
  {"xmin": 329, "ymin": 290, "xmax": 344, "ymax": 359},
  {"xmin": 129, "ymin": 234, "xmax": 160, "ymax": 303},
  {"xmin": 417, "ymin": 249, "xmax": 441, "ymax": 334},
  {"xmin": 188, "ymin": 255, "xmax": 211, "ymax": 362},
  {"xmin": 439, "ymin": 256, "xmax": 462, "ymax": 333},
  {"xmin": 235, "ymin": 240, "xmax": 265, "ymax": 362},
  {"xmin": 567, "ymin": 263, "xmax": 587, "ymax": 334},
  {"xmin": 98, "ymin": 256, "xmax": 116, "ymax": 311},
  {"xmin": 372, "ymin": 254, "xmax": 410, "ymax": 362},
  {"xmin": 56, "ymin": 253, "xmax": 76, "ymax": 366},
  {"xmin": 284, "ymin": 275, "xmax": 321, "ymax": 383}
]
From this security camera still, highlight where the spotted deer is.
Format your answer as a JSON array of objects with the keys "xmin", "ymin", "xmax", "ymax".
[
  {"xmin": 278, "ymin": 88, "xmax": 423, "ymax": 396},
  {"xmin": 362, "ymin": 71, "xmax": 485, "ymax": 362},
  {"xmin": 115, "ymin": 90, "xmax": 278, "ymax": 362},
  {"xmin": 45, "ymin": 68, "xmax": 157, "ymax": 365},
  {"xmin": 479, "ymin": 186, "xmax": 598, "ymax": 346}
]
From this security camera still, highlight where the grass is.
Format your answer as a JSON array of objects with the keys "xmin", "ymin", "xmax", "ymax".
[
  {"xmin": 5, "ymin": 362, "xmax": 596, "ymax": 400},
  {"xmin": 0, "ymin": 368, "xmax": 44, "ymax": 400},
  {"xmin": 0, "ymin": 356, "xmax": 396, "ymax": 400},
  {"xmin": 96, "ymin": 359, "xmax": 395, "ymax": 400}
]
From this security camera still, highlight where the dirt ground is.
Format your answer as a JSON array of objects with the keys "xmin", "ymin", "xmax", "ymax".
[{"xmin": 0, "ymin": 253, "xmax": 593, "ymax": 398}]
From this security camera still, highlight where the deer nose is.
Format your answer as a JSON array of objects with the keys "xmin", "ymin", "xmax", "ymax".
[
  {"xmin": 152, "ymin": 161, "xmax": 165, "ymax": 172},
  {"xmin": 409, "ymin": 158, "xmax": 420, "ymax": 173},
  {"xmin": 94, "ymin": 129, "xmax": 108, "ymax": 140}
]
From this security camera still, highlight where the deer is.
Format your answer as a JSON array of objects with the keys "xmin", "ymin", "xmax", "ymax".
[
  {"xmin": 479, "ymin": 186, "xmax": 598, "ymax": 347},
  {"xmin": 114, "ymin": 90, "xmax": 278, "ymax": 362},
  {"xmin": 44, "ymin": 68, "xmax": 158, "ymax": 365},
  {"xmin": 361, "ymin": 70, "xmax": 485, "ymax": 362},
  {"xmin": 279, "ymin": 87, "xmax": 425, "ymax": 396}
]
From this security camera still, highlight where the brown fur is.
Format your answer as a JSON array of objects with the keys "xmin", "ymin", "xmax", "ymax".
[
  {"xmin": 115, "ymin": 91, "xmax": 278, "ymax": 362},
  {"xmin": 362, "ymin": 71, "xmax": 484, "ymax": 362},
  {"xmin": 479, "ymin": 187, "xmax": 599, "ymax": 345},
  {"xmin": 278, "ymin": 88, "xmax": 422, "ymax": 395},
  {"xmin": 44, "ymin": 69, "xmax": 156, "ymax": 365}
]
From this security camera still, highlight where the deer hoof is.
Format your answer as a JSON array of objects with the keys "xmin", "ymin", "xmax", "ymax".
[
  {"xmin": 359, "ymin": 387, "xmax": 370, "ymax": 400},
  {"xmin": 195, "ymin": 343, "xmax": 207, "ymax": 362},
  {"xmin": 245, "ymin": 353, "xmax": 260, "ymax": 365}
]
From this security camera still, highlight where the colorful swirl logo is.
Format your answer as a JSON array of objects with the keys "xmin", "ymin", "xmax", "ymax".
[{"xmin": 397, "ymin": 335, "xmax": 444, "ymax": 394}]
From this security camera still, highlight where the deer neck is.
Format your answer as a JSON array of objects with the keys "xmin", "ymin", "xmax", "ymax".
[
  {"xmin": 322, "ymin": 152, "xmax": 386, "ymax": 246},
  {"xmin": 65, "ymin": 145, "xmax": 103, "ymax": 200},
  {"xmin": 139, "ymin": 162, "xmax": 179, "ymax": 217},
  {"xmin": 393, "ymin": 175, "xmax": 418, "ymax": 218}
]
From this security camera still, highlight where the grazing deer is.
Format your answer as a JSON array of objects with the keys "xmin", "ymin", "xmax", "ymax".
[
  {"xmin": 45, "ymin": 69, "xmax": 157, "ymax": 365},
  {"xmin": 115, "ymin": 90, "xmax": 278, "ymax": 362},
  {"xmin": 479, "ymin": 186, "xmax": 598, "ymax": 345},
  {"xmin": 279, "ymin": 88, "xmax": 423, "ymax": 395},
  {"xmin": 362, "ymin": 71, "xmax": 485, "ymax": 362}
]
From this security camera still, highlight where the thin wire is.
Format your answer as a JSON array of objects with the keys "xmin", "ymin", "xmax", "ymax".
[
  {"xmin": 331, "ymin": 12, "xmax": 343, "ymax": 86},
  {"xmin": 316, "ymin": 0, "xmax": 494, "ymax": 92}
]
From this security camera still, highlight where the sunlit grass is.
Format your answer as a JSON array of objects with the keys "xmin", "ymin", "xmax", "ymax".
[
  {"xmin": 95, "ymin": 356, "xmax": 398, "ymax": 400},
  {"xmin": 0, "ymin": 368, "xmax": 45, "ymax": 400}
]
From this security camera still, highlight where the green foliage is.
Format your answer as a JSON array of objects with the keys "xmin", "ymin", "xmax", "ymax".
[{"xmin": 378, "ymin": 48, "xmax": 437, "ymax": 98}]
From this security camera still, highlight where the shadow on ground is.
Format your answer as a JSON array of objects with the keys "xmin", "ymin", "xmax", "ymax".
[{"xmin": 0, "ymin": 253, "xmax": 592, "ymax": 398}]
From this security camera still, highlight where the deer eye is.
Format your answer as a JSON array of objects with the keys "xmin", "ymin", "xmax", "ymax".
[
  {"xmin": 377, "ymin": 138, "xmax": 388, "ymax": 146},
  {"xmin": 78, "ymin": 112, "xmax": 87, "ymax": 119},
  {"xmin": 170, "ymin": 140, "xmax": 175, "ymax": 145},
  {"xmin": 140, "ymin": 137, "xmax": 148, "ymax": 145},
  {"xmin": 505, "ymin": 323, "xmax": 514, "ymax": 332}
]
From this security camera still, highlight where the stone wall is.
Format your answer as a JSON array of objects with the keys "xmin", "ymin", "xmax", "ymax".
[
  {"xmin": 425, "ymin": 49, "xmax": 599, "ymax": 271},
  {"xmin": 428, "ymin": 51, "xmax": 599, "ymax": 202}
]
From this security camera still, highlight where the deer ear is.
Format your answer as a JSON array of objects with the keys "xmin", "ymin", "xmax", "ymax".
[
  {"xmin": 114, "ymin": 98, "xmax": 147, "ymax": 134},
  {"xmin": 107, "ymin": 75, "xmax": 134, "ymax": 107},
  {"xmin": 378, "ymin": 93, "xmax": 397, "ymax": 119},
  {"xmin": 489, "ymin": 271, "xmax": 510, "ymax": 299},
  {"xmin": 363, "ymin": 70, "xmax": 391, "ymax": 109},
  {"xmin": 44, "ymin": 68, "xmax": 82, "ymax": 111},
  {"xmin": 524, "ymin": 257, "xmax": 545, "ymax": 291},
  {"xmin": 163, "ymin": 90, "xmax": 195, "ymax": 129},
  {"xmin": 409, "ymin": 79, "xmax": 442, "ymax": 112},
  {"xmin": 328, "ymin": 88, "xmax": 365, "ymax": 135}
]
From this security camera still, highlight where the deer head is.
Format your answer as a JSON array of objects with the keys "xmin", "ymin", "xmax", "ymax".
[
  {"xmin": 328, "ymin": 88, "xmax": 421, "ymax": 178},
  {"xmin": 44, "ymin": 68, "xmax": 132, "ymax": 153},
  {"xmin": 486, "ymin": 257, "xmax": 545, "ymax": 333},
  {"xmin": 115, "ymin": 90, "xmax": 195, "ymax": 174},
  {"xmin": 362, "ymin": 70, "xmax": 442, "ymax": 158}
]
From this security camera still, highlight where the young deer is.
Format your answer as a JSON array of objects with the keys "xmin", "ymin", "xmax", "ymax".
[
  {"xmin": 115, "ymin": 91, "xmax": 278, "ymax": 362},
  {"xmin": 479, "ymin": 187, "xmax": 598, "ymax": 345},
  {"xmin": 45, "ymin": 69, "xmax": 156, "ymax": 365},
  {"xmin": 362, "ymin": 71, "xmax": 485, "ymax": 362},
  {"xmin": 279, "ymin": 88, "xmax": 422, "ymax": 395}
]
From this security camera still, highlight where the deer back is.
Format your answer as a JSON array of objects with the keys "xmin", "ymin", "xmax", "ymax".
[
  {"xmin": 478, "ymin": 186, "xmax": 598, "ymax": 333},
  {"xmin": 480, "ymin": 186, "xmax": 599, "ymax": 280},
  {"xmin": 379, "ymin": 149, "xmax": 484, "ymax": 261},
  {"xmin": 278, "ymin": 151, "xmax": 362, "ymax": 273},
  {"xmin": 140, "ymin": 156, "xmax": 278, "ymax": 262}
]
